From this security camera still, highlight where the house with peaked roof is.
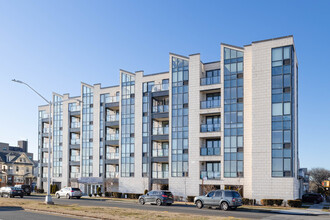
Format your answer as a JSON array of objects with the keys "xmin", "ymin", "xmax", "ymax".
[{"xmin": 0, "ymin": 152, "xmax": 34, "ymax": 186}]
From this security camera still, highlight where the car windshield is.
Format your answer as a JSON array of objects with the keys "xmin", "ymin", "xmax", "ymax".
[{"xmin": 72, "ymin": 188, "xmax": 80, "ymax": 191}]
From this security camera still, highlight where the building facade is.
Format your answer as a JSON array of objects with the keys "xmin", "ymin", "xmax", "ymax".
[
  {"xmin": 0, "ymin": 140, "xmax": 35, "ymax": 186},
  {"xmin": 37, "ymin": 36, "xmax": 300, "ymax": 201}
]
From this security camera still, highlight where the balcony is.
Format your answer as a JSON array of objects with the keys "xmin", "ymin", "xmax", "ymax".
[
  {"xmin": 150, "ymin": 84, "xmax": 169, "ymax": 97},
  {"xmin": 106, "ymin": 134, "xmax": 119, "ymax": 141},
  {"xmin": 105, "ymin": 96, "xmax": 119, "ymax": 103},
  {"xmin": 70, "ymin": 122, "xmax": 80, "ymax": 133},
  {"xmin": 153, "ymin": 127, "xmax": 169, "ymax": 135},
  {"xmin": 106, "ymin": 152, "xmax": 119, "ymax": 160},
  {"xmin": 106, "ymin": 115, "xmax": 119, "ymax": 122},
  {"xmin": 106, "ymin": 171, "xmax": 119, "ymax": 179},
  {"xmin": 200, "ymin": 100, "xmax": 220, "ymax": 109},
  {"xmin": 200, "ymin": 147, "xmax": 220, "ymax": 156},
  {"xmin": 152, "ymin": 149, "xmax": 169, "ymax": 157},
  {"xmin": 69, "ymin": 105, "xmax": 81, "ymax": 112},
  {"xmin": 70, "ymin": 173, "xmax": 80, "ymax": 178},
  {"xmin": 200, "ymin": 124, "xmax": 220, "ymax": 132},
  {"xmin": 152, "ymin": 105, "xmax": 169, "ymax": 113},
  {"xmin": 70, "ymin": 156, "xmax": 80, "ymax": 162},
  {"xmin": 152, "ymin": 171, "xmax": 169, "ymax": 179},
  {"xmin": 200, "ymin": 171, "xmax": 220, "ymax": 180},
  {"xmin": 200, "ymin": 76, "xmax": 220, "ymax": 86}
]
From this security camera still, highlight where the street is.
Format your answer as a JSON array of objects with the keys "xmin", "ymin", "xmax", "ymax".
[{"xmin": 8, "ymin": 195, "xmax": 327, "ymax": 219}]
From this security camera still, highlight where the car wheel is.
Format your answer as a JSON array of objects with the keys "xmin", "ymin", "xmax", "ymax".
[
  {"xmin": 56, "ymin": 194, "xmax": 60, "ymax": 199},
  {"xmin": 196, "ymin": 200, "xmax": 203, "ymax": 209},
  {"xmin": 220, "ymin": 202, "xmax": 229, "ymax": 211},
  {"xmin": 66, "ymin": 194, "xmax": 71, "ymax": 199},
  {"xmin": 139, "ymin": 198, "xmax": 145, "ymax": 205},
  {"xmin": 20, "ymin": 195, "xmax": 23, "ymax": 198},
  {"xmin": 156, "ymin": 199, "xmax": 162, "ymax": 206},
  {"xmin": 10, "ymin": 195, "xmax": 13, "ymax": 198}
]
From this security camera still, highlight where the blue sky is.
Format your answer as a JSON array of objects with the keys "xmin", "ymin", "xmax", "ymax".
[{"xmin": 0, "ymin": 0, "xmax": 329, "ymax": 170}]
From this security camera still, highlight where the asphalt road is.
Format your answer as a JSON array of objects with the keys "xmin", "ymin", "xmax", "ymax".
[
  {"xmin": 0, "ymin": 206, "xmax": 78, "ymax": 220},
  {"xmin": 14, "ymin": 195, "xmax": 327, "ymax": 219}
]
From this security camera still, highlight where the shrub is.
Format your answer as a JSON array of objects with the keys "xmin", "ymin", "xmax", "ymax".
[
  {"xmin": 187, "ymin": 196, "xmax": 195, "ymax": 202},
  {"xmin": 112, "ymin": 192, "xmax": 122, "ymax": 198},
  {"xmin": 98, "ymin": 192, "xmax": 103, "ymax": 197},
  {"xmin": 89, "ymin": 194, "xmax": 92, "ymax": 197},
  {"xmin": 242, "ymin": 198, "xmax": 256, "ymax": 205},
  {"xmin": 261, "ymin": 199, "xmax": 283, "ymax": 206},
  {"xmin": 94, "ymin": 193, "xmax": 97, "ymax": 197},
  {"xmin": 144, "ymin": 189, "xmax": 148, "ymax": 195},
  {"xmin": 287, "ymin": 200, "xmax": 302, "ymax": 207},
  {"xmin": 34, "ymin": 186, "xmax": 37, "ymax": 192},
  {"xmin": 37, "ymin": 189, "xmax": 44, "ymax": 193},
  {"xmin": 104, "ymin": 192, "xmax": 110, "ymax": 197}
]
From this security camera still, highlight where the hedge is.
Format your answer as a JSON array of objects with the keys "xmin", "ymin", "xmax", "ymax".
[
  {"xmin": 287, "ymin": 199, "xmax": 302, "ymax": 207},
  {"xmin": 187, "ymin": 196, "xmax": 195, "ymax": 202},
  {"xmin": 242, "ymin": 198, "xmax": 256, "ymax": 205},
  {"xmin": 261, "ymin": 199, "xmax": 283, "ymax": 206}
]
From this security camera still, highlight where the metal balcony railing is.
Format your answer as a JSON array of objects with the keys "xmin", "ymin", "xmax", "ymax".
[
  {"xmin": 200, "ymin": 123, "xmax": 220, "ymax": 132},
  {"xmin": 200, "ymin": 100, "xmax": 220, "ymax": 109},
  {"xmin": 200, "ymin": 76, "xmax": 220, "ymax": 86}
]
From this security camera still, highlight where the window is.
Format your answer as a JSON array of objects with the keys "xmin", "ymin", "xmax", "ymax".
[{"xmin": 16, "ymin": 166, "xmax": 19, "ymax": 172}]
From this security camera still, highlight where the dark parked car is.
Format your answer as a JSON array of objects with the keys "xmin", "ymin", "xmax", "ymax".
[
  {"xmin": 15, "ymin": 184, "xmax": 31, "ymax": 196},
  {"xmin": 302, "ymin": 193, "xmax": 323, "ymax": 204},
  {"xmin": 0, "ymin": 187, "xmax": 24, "ymax": 198},
  {"xmin": 139, "ymin": 190, "xmax": 174, "ymax": 206},
  {"xmin": 194, "ymin": 190, "xmax": 242, "ymax": 211}
]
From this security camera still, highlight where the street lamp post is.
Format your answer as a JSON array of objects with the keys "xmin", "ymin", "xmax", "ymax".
[{"xmin": 12, "ymin": 79, "xmax": 54, "ymax": 205}]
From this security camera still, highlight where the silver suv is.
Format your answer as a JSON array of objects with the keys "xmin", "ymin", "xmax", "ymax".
[
  {"xmin": 194, "ymin": 190, "xmax": 242, "ymax": 211},
  {"xmin": 55, "ymin": 187, "xmax": 82, "ymax": 199}
]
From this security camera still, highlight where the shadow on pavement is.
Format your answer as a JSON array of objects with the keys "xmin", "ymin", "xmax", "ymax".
[{"xmin": 0, "ymin": 206, "xmax": 24, "ymax": 211}]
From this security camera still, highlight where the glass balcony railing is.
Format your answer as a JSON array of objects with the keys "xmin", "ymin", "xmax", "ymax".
[
  {"xmin": 152, "ymin": 149, "xmax": 169, "ymax": 157},
  {"xmin": 106, "ymin": 115, "xmax": 119, "ymax": 122},
  {"xmin": 200, "ymin": 76, "xmax": 220, "ymax": 86},
  {"xmin": 70, "ymin": 173, "xmax": 80, "ymax": 178},
  {"xmin": 153, "ymin": 127, "xmax": 169, "ymax": 135},
  {"xmin": 106, "ymin": 134, "xmax": 119, "ymax": 141},
  {"xmin": 70, "ymin": 139, "xmax": 80, "ymax": 145},
  {"xmin": 41, "ymin": 113, "xmax": 50, "ymax": 119},
  {"xmin": 42, "ymin": 158, "xmax": 49, "ymax": 163},
  {"xmin": 70, "ymin": 122, "xmax": 80, "ymax": 129},
  {"xmin": 69, "ymin": 105, "xmax": 81, "ymax": 112},
  {"xmin": 200, "ymin": 171, "xmax": 220, "ymax": 180},
  {"xmin": 42, "ymin": 143, "xmax": 49, "ymax": 149},
  {"xmin": 150, "ymin": 83, "xmax": 169, "ymax": 92},
  {"xmin": 152, "ymin": 171, "xmax": 169, "ymax": 179},
  {"xmin": 200, "ymin": 100, "xmax": 220, "ymax": 109},
  {"xmin": 106, "ymin": 171, "xmax": 119, "ymax": 178},
  {"xmin": 200, "ymin": 124, "xmax": 221, "ymax": 132},
  {"xmin": 106, "ymin": 152, "xmax": 119, "ymax": 160},
  {"xmin": 200, "ymin": 147, "xmax": 220, "ymax": 156},
  {"xmin": 42, "ymin": 127, "xmax": 50, "ymax": 133},
  {"xmin": 70, "ymin": 156, "xmax": 80, "ymax": 162},
  {"xmin": 105, "ymin": 96, "xmax": 119, "ymax": 103},
  {"xmin": 152, "ymin": 105, "xmax": 169, "ymax": 113}
]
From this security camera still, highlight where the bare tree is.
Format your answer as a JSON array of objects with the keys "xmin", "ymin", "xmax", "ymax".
[{"xmin": 309, "ymin": 168, "xmax": 330, "ymax": 194}]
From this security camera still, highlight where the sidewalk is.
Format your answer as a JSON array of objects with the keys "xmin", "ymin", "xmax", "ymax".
[{"xmin": 266, "ymin": 202, "xmax": 330, "ymax": 216}]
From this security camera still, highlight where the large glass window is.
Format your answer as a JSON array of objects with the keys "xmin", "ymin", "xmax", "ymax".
[
  {"xmin": 171, "ymin": 57, "xmax": 189, "ymax": 177},
  {"xmin": 271, "ymin": 46, "xmax": 295, "ymax": 177},
  {"xmin": 224, "ymin": 48, "xmax": 244, "ymax": 178},
  {"xmin": 82, "ymin": 86, "xmax": 93, "ymax": 177},
  {"xmin": 53, "ymin": 95, "xmax": 63, "ymax": 178},
  {"xmin": 121, "ymin": 73, "xmax": 135, "ymax": 177}
]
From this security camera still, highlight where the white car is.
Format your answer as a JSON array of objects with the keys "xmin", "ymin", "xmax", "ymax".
[{"xmin": 55, "ymin": 187, "xmax": 82, "ymax": 199}]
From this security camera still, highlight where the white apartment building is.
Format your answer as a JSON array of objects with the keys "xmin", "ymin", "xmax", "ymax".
[{"xmin": 38, "ymin": 36, "xmax": 300, "ymax": 201}]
